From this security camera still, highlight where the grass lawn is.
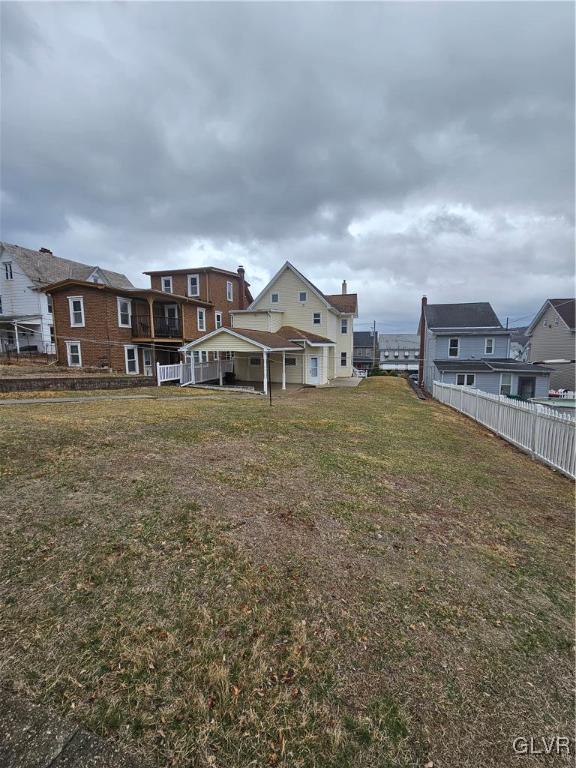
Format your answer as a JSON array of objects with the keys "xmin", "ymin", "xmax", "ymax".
[{"xmin": 0, "ymin": 378, "xmax": 573, "ymax": 767}]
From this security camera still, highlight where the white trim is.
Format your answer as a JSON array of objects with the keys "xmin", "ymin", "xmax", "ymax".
[
  {"xmin": 187, "ymin": 273, "xmax": 200, "ymax": 297},
  {"xmin": 484, "ymin": 337, "xmax": 495, "ymax": 355},
  {"xmin": 526, "ymin": 299, "xmax": 573, "ymax": 335},
  {"xmin": 68, "ymin": 296, "xmax": 85, "ymax": 327},
  {"xmin": 161, "ymin": 276, "xmax": 173, "ymax": 294},
  {"xmin": 448, "ymin": 337, "xmax": 459, "ymax": 358},
  {"xmin": 456, "ymin": 373, "xmax": 476, "ymax": 386},
  {"xmin": 341, "ymin": 317, "xmax": 348, "ymax": 334},
  {"xmin": 197, "ymin": 307, "xmax": 206, "ymax": 331},
  {"xmin": 215, "ymin": 310, "xmax": 223, "ymax": 329},
  {"xmin": 226, "ymin": 280, "xmax": 234, "ymax": 302},
  {"xmin": 87, "ymin": 267, "xmax": 107, "ymax": 285},
  {"xmin": 312, "ymin": 312, "xmax": 321, "ymax": 325},
  {"xmin": 340, "ymin": 351, "xmax": 347, "ymax": 366},
  {"xmin": 117, "ymin": 297, "xmax": 132, "ymax": 328},
  {"xmin": 271, "ymin": 292, "xmax": 279, "ymax": 304},
  {"xmin": 65, "ymin": 340, "xmax": 82, "ymax": 367},
  {"xmin": 247, "ymin": 261, "xmax": 338, "ymax": 314},
  {"xmin": 500, "ymin": 371, "xmax": 512, "ymax": 395},
  {"xmin": 124, "ymin": 344, "xmax": 139, "ymax": 374},
  {"xmin": 178, "ymin": 325, "xmax": 299, "ymax": 353}
]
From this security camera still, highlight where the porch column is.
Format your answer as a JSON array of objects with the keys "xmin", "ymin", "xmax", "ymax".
[
  {"xmin": 218, "ymin": 353, "xmax": 223, "ymax": 386},
  {"xmin": 282, "ymin": 351, "xmax": 286, "ymax": 390},
  {"xmin": 147, "ymin": 297, "xmax": 154, "ymax": 338},
  {"xmin": 263, "ymin": 349, "xmax": 268, "ymax": 395},
  {"xmin": 13, "ymin": 322, "xmax": 20, "ymax": 353}
]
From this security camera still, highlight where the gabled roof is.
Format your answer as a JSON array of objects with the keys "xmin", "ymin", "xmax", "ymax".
[
  {"xmin": 526, "ymin": 298, "xmax": 575, "ymax": 335},
  {"xmin": 249, "ymin": 261, "xmax": 357, "ymax": 316},
  {"xmin": 379, "ymin": 333, "xmax": 420, "ymax": 348},
  {"xmin": 179, "ymin": 326, "xmax": 302, "ymax": 352},
  {"xmin": 424, "ymin": 302, "xmax": 502, "ymax": 330},
  {"xmin": 0, "ymin": 242, "xmax": 133, "ymax": 290}
]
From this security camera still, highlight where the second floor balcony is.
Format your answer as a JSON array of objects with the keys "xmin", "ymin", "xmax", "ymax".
[{"xmin": 132, "ymin": 313, "xmax": 182, "ymax": 339}]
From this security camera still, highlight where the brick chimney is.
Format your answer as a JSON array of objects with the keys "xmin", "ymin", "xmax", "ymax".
[
  {"xmin": 418, "ymin": 295, "xmax": 427, "ymax": 388},
  {"xmin": 341, "ymin": 279, "xmax": 347, "ymax": 295},
  {"xmin": 237, "ymin": 265, "xmax": 246, "ymax": 309}
]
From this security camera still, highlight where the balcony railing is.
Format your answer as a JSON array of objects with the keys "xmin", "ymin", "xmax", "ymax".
[{"xmin": 132, "ymin": 314, "xmax": 182, "ymax": 339}]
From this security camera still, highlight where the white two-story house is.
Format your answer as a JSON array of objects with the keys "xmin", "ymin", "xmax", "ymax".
[
  {"xmin": 418, "ymin": 298, "xmax": 551, "ymax": 400},
  {"xmin": 179, "ymin": 262, "xmax": 357, "ymax": 391},
  {"xmin": 0, "ymin": 242, "xmax": 133, "ymax": 355}
]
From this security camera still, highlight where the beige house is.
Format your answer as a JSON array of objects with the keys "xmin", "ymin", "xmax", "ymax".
[
  {"xmin": 179, "ymin": 262, "xmax": 357, "ymax": 391},
  {"xmin": 527, "ymin": 298, "xmax": 575, "ymax": 390}
]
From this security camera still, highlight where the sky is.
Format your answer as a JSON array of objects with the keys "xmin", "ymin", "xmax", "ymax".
[{"xmin": 1, "ymin": 1, "xmax": 574, "ymax": 332}]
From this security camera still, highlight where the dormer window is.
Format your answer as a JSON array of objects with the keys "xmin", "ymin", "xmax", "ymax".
[
  {"xmin": 485, "ymin": 337, "xmax": 494, "ymax": 355},
  {"xmin": 271, "ymin": 292, "xmax": 279, "ymax": 303},
  {"xmin": 188, "ymin": 274, "xmax": 200, "ymax": 297},
  {"xmin": 449, "ymin": 338, "xmax": 459, "ymax": 357},
  {"xmin": 162, "ymin": 276, "xmax": 173, "ymax": 294}
]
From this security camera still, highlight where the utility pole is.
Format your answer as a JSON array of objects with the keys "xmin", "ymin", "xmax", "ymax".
[{"xmin": 372, "ymin": 320, "xmax": 377, "ymax": 370}]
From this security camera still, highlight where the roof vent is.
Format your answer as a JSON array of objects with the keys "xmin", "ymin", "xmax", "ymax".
[{"xmin": 39, "ymin": 247, "xmax": 53, "ymax": 254}]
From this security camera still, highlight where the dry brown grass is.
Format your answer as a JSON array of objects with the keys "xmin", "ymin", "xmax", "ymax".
[{"xmin": 0, "ymin": 377, "xmax": 573, "ymax": 767}]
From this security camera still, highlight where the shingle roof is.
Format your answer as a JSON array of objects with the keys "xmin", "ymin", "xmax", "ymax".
[
  {"xmin": 323, "ymin": 293, "xmax": 358, "ymax": 314},
  {"xmin": 224, "ymin": 328, "xmax": 302, "ymax": 350},
  {"xmin": 434, "ymin": 358, "xmax": 552, "ymax": 373},
  {"xmin": 353, "ymin": 331, "xmax": 377, "ymax": 347},
  {"xmin": 379, "ymin": 333, "xmax": 420, "ymax": 348},
  {"xmin": 549, "ymin": 299, "xmax": 575, "ymax": 330},
  {"xmin": 277, "ymin": 326, "xmax": 335, "ymax": 344},
  {"xmin": 424, "ymin": 302, "xmax": 502, "ymax": 330},
  {"xmin": 1, "ymin": 242, "xmax": 133, "ymax": 290}
]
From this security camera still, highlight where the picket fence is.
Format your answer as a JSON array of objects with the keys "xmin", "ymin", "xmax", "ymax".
[
  {"xmin": 433, "ymin": 381, "xmax": 575, "ymax": 479},
  {"xmin": 157, "ymin": 360, "xmax": 234, "ymax": 386}
]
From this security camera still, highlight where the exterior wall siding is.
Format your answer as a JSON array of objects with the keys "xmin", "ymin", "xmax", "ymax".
[
  {"xmin": 0, "ymin": 252, "xmax": 54, "ymax": 352},
  {"xmin": 434, "ymin": 333, "xmax": 509, "ymax": 359},
  {"xmin": 528, "ymin": 303, "xmax": 575, "ymax": 389},
  {"xmin": 149, "ymin": 271, "xmax": 243, "ymax": 327}
]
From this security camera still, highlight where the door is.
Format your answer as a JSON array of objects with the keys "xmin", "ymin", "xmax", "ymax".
[
  {"xmin": 308, "ymin": 356, "xmax": 320, "ymax": 385},
  {"xmin": 143, "ymin": 348, "xmax": 153, "ymax": 377},
  {"xmin": 518, "ymin": 376, "xmax": 535, "ymax": 400}
]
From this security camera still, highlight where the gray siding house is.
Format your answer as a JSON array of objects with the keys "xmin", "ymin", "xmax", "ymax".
[
  {"xmin": 379, "ymin": 333, "xmax": 419, "ymax": 372},
  {"xmin": 526, "ymin": 298, "xmax": 575, "ymax": 391},
  {"xmin": 418, "ymin": 298, "xmax": 551, "ymax": 399}
]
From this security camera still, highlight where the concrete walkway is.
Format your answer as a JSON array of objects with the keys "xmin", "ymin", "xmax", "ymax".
[
  {"xmin": 0, "ymin": 394, "xmax": 222, "ymax": 406},
  {"xmin": 0, "ymin": 690, "xmax": 148, "ymax": 768}
]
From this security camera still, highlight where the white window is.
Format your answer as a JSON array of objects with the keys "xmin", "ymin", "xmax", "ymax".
[
  {"xmin": 456, "ymin": 373, "xmax": 475, "ymax": 386},
  {"xmin": 299, "ymin": 291, "xmax": 307, "ymax": 302},
  {"xmin": 285, "ymin": 357, "xmax": 297, "ymax": 366},
  {"xmin": 162, "ymin": 276, "xmax": 173, "ymax": 294},
  {"xmin": 394, "ymin": 351, "xmax": 399, "ymax": 358},
  {"xmin": 117, "ymin": 297, "xmax": 132, "ymax": 327},
  {"xmin": 271, "ymin": 292, "xmax": 279, "ymax": 303},
  {"xmin": 50, "ymin": 326, "xmax": 55, "ymax": 344},
  {"xmin": 4, "ymin": 262, "xmax": 13, "ymax": 280},
  {"xmin": 500, "ymin": 373, "xmax": 512, "ymax": 396},
  {"xmin": 404, "ymin": 351, "xmax": 409, "ymax": 358},
  {"xmin": 448, "ymin": 338, "xmax": 459, "ymax": 357},
  {"xmin": 188, "ymin": 274, "xmax": 200, "ymax": 297},
  {"xmin": 250, "ymin": 356, "xmax": 261, "ymax": 366},
  {"xmin": 68, "ymin": 296, "xmax": 85, "ymax": 327},
  {"xmin": 201, "ymin": 350, "xmax": 208, "ymax": 363},
  {"xmin": 340, "ymin": 352, "xmax": 347, "ymax": 366},
  {"xmin": 226, "ymin": 281, "xmax": 234, "ymax": 302},
  {"xmin": 193, "ymin": 350, "xmax": 200, "ymax": 363},
  {"xmin": 384, "ymin": 351, "xmax": 389, "ymax": 357},
  {"xmin": 215, "ymin": 311, "xmax": 223, "ymax": 329},
  {"xmin": 485, "ymin": 337, "xmax": 494, "ymax": 355},
  {"xmin": 66, "ymin": 341, "xmax": 82, "ymax": 367},
  {"xmin": 341, "ymin": 318, "xmax": 348, "ymax": 334},
  {"xmin": 197, "ymin": 308, "xmax": 206, "ymax": 331},
  {"xmin": 124, "ymin": 345, "xmax": 139, "ymax": 374},
  {"xmin": 313, "ymin": 312, "xmax": 321, "ymax": 325},
  {"xmin": 47, "ymin": 295, "xmax": 53, "ymax": 314}
]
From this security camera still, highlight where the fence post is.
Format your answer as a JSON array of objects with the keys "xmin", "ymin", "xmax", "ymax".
[
  {"xmin": 460, "ymin": 386, "xmax": 464, "ymax": 411},
  {"xmin": 156, "ymin": 362, "xmax": 161, "ymax": 387},
  {"xmin": 531, "ymin": 406, "xmax": 541, "ymax": 457},
  {"xmin": 475, "ymin": 390, "xmax": 479, "ymax": 420}
]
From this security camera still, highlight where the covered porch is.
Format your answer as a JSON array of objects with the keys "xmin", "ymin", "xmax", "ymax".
[{"xmin": 178, "ymin": 327, "xmax": 329, "ymax": 393}]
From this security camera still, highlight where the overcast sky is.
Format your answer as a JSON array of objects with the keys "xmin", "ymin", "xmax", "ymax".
[{"xmin": 1, "ymin": 2, "xmax": 574, "ymax": 331}]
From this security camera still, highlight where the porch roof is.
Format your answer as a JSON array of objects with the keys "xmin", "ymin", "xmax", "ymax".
[
  {"xmin": 434, "ymin": 359, "xmax": 553, "ymax": 374},
  {"xmin": 180, "ymin": 326, "xmax": 303, "ymax": 353},
  {"xmin": 277, "ymin": 326, "xmax": 335, "ymax": 345}
]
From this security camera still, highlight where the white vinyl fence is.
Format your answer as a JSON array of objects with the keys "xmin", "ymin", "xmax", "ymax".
[
  {"xmin": 433, "ymin": 381, "xmax": 575, "ymax": 479},
  {"xmin": 157, "ymin": 360, "xmax": 234, "ymax": 387}
]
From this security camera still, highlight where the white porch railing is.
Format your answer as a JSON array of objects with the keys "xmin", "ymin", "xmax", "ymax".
[
  {"xmin": 157, "ymin": 360, "xmax": 234, "ymax": 387},
  {"xmin": 433, "ymin": 381, "xmax": 575, "ymax": 479},
  {"xmin": 352, "ymin": 367, "xmax": 368, "ymax": 378}
]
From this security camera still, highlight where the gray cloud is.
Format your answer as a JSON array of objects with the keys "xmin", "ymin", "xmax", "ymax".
[{"xmin": 1, "ymin": 1, "xmax": 573, "ymax": 330}]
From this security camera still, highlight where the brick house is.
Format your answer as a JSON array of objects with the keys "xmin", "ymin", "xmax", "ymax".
[{"xmin": 45, "ymin": 266, "xmax": 252, "ymax": 375}]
